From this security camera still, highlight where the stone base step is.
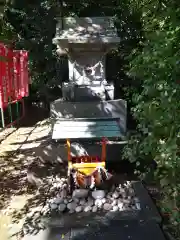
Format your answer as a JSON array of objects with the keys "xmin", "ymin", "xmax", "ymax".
[{"xmin": 22, "ymin": 220, "xmax": 166, "ymax": 240}]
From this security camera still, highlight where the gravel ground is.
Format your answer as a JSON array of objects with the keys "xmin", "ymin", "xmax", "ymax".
[{"xmin": 44, "ymin": 177, "xmax": 140, "ymax": 215}]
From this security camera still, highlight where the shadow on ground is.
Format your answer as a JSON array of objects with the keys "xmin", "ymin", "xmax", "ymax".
[
  {"xmin": 18, "ymin": 104, "xmax": 49, "ymax": 128},
  {"xmin": 0, "ymin": 130, "xmax": 137, "ymax": 239}
]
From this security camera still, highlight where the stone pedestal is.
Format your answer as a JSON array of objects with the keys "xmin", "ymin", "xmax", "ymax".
[{"xmin": 62, "ymin": 82, "xmax": 114, "ymax": 101}]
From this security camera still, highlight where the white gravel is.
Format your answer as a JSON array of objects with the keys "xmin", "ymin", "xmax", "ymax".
[{"xmin": 45, "ymin": 179, "xmax": 141, "ymax": 215}]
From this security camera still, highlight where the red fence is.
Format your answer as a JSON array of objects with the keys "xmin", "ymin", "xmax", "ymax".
[{"xmin": 0, "ymin": 43, "xmax": 29, "ymax": 109}]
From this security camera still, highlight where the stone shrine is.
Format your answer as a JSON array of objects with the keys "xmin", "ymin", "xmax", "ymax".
[
  {"xmin": 51, "ymin": 16, "xmax": 127, "ymax": 161},
  {"xmin": 53, "ymin": 17, "xmax": 120, "ymax": 101}
]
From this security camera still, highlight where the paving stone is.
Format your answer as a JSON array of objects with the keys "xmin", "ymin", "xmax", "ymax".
[
  {"xmin": 69, "ymin": 220, "xmax": 166, "ymax": 240},
  {"xmin": 131, "ymin": 181, "xmax": 162, "ymax": 223},
  {"xmin": 22, "ymin": 228, "xmax": 71, "ymax": 240},
  {"xmin": 22, "ymin": 219, "xmax": 165, "ymax": 240}
]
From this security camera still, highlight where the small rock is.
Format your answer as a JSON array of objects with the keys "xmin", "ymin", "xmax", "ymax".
[
  {"xmin": 86, "ymin": 198, "xmax": 94, "ymax": 207},
  {"xmin": 73, "ymin": 198, "xmax": 79, "ymax": 204},
  {"xmin": 61, "ymin": 178, "xmax": 67, "ymax": 183},
  {"xmin": 84, "ymin": 206, "xmax": 92, "ymax": 212},
  {"xmin": 52, "ymin": 182, "xmax": 57, "ymax": 188},
  {"xmin": 126, "ymin": 181, "xmax": 131, "ymax": 187},
  {"xmin": 117, "ymin": 200, "xmax": 124, "ymax": 210},
  {"xmin": 68, "ymin": 199, "xmax": 73, "ymax": 203},
  {"xmin": 60, "ymin": 189, "xmax": 67, "ymax": 198},
  {"xmin": 112, "ymin": 191, "xmax": 120, "ymax": 199},
  {"xmin": 56, "ymin": 182, "xmax": 63, "ymax": 189},
  {"xmin": 122, "ymin": 193, "xmax": 127, "ymax": 198},
  {"xmin": 50, "ymin": 203, "xmax": 58, "ymax": 210},
  {"xmin": 103, "ymin": 203, "xmax": 112, "ymax": 211},
  {"xmin": 106, "ymin": 194, "xmax": 112, "ymax": 199},
  {"xmin": 118, "ymin": 204, "xmax": 124, "ymax": 211},
  {"xmin": 62, "ymin": 183, "xmax": 68, "ymax": 189},
  {"xmin": 111, "ymin": 206, "xmax": 118, "ymax": 212},
  {"xmin": 132, "ymin": 205, "xmax": 136, "ymax": 210},
  {"xmin": 134, "ymin": 197, "xmax": 140, "ymax": 203},
  {"xmin": 102, "ymin": 198, "xmax": 106, "ymax": 204},
  {"xmin": 72, "ymin": 189, "xmax": 89, "ymax": 199},
  {"xmin": 75, "ymin": 206, "xmax": 83, "ymax": 213},
  {"xmin": 122, "ymin": 203, "xmax": 129, "ymax": 210},
  {"xmin": 64, "ymin": 199, "xmax": 68, "ymax": 204},
  {"xmin": 92, "ymin": 206, "xmax": 98, "ymax": 212},
  {"xmin": 118, "ymin": 183, "xmax": 122, "ymax": 188},
  {"xmin": 92, "ymin": 190, "xmax": 105, "ymax": 200},
  {"xmin": 112, "ymin": 199, "xmax": 117, "ymax": 206},
  {"xmin": 119, "ymin": 188, "xmax": 125, "ymax": 194},
  {"xmin": 58, "ymin": 203, "xmax": 66, "ymax": 212},
  {"xmin": 106, "ymin": 198, "xmax": 112, "ymax": 204},
  {"xmin": 135, "ymin": 202, "xmax": 141, "ymax": 210},
  {"xmin": 67, "ymin": 202, "xmax": 77, "ymax": 211},
  {"xmin": 54, "ymin": 197, "xmax": 64, "ymax": 205},
  {"xmin": 128, "ymin": 188, "xmax": 134, "ymax": 195},
  {"xmin": 69, "ymin": 209, "xmax": 75, "ymax": 214},
  {"xmin": 94, "ymin": 199, "xmax": 103, "ymax": 208},
  {"xmin": 79, "ymin": 199, "xmax": 86, "ymax": 205},
  {"xmin": 123, "ymin": 199, "xmax": 131, "ymax": 204},
  {"xmin": 55, "ymin": 176, "xmax": 61, "ymax": 182}
]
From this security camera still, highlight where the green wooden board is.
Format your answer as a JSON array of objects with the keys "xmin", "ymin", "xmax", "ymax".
[{"xmin": 52, "ymin": 119, "xmax": 122, "ymax": 140}]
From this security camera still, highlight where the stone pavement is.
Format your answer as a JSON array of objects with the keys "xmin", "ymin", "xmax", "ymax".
[
  {"xmin": 0, "ymin": 119, "xmax": 52, "ymax": 240},
  {"xmin": 21, "ymin": 219, "xmax": 166, "ymax": 240},
  {"xmin": 0, "ymin": 119, "xmax": 51, "ymax": 156}
]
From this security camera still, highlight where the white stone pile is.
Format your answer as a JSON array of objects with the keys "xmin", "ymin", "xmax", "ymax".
[{"xmin": 42, "ymin": 177, "xmax": 141, "ymax": 215}]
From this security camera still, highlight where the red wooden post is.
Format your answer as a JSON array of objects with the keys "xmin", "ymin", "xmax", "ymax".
[{"xmin": 101, "ymin": 137, "xmax": 107, "ymax": 162}]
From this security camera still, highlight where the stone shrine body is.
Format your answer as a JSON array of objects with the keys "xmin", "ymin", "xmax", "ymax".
[
  {"xmin": 53, "ymin": 17, "xmax": 120, "ymax": 101},
  {"xmin": 51, "ymin": 16, "xmax": 127, "ymax": 143}
]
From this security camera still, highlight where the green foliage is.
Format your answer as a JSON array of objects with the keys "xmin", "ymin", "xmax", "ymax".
[
  {"xmin": 3, "ymin": 0, "xmax": 142, "ymax": 104},
  {"xmin": 4, "ymin": 0, "xmax": 59, "ymax": 102},
  {"xmin": 123, "ymin": 1, "xmax": 180, "ymax": 235},
  {"xmin": 2, "ymin": 0, "xmax": 180, "ymax": 236},
  {"xmin": 0, "ymin": 1, "xmax": 18, "ymax": 45}
]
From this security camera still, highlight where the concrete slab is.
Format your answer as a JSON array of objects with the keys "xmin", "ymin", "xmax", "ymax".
[
  {"xmin": 19, "ymin": 180, "xmax": 162, "ymax": 240},
  {"xmin": 34, "ymin": 141, "xmax": 127, "ymax": 164},
  {"xmin": 69, "ymin": 220, "xmax": 165, "ymax": 240},
  {"xmin": 132, "ymin": 181, "xmax": 162, "ymax": 223},
  {"xmin": 20, "ymin": 180, "xmax": 161, "ymax": 239},
  {"xmin": 22, "ymin": 219, "xmax": 166, "ymax": 240}
]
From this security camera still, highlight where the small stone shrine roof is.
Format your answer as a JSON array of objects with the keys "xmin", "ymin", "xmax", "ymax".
[{"xmin": 53, "ymin": 17, "xmax": 120, "ymax": 45}]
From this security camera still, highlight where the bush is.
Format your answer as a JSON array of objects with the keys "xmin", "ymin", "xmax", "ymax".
[{"xmin": 123, "ymin": 5, "xmax": 180, "ymax": 236}]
